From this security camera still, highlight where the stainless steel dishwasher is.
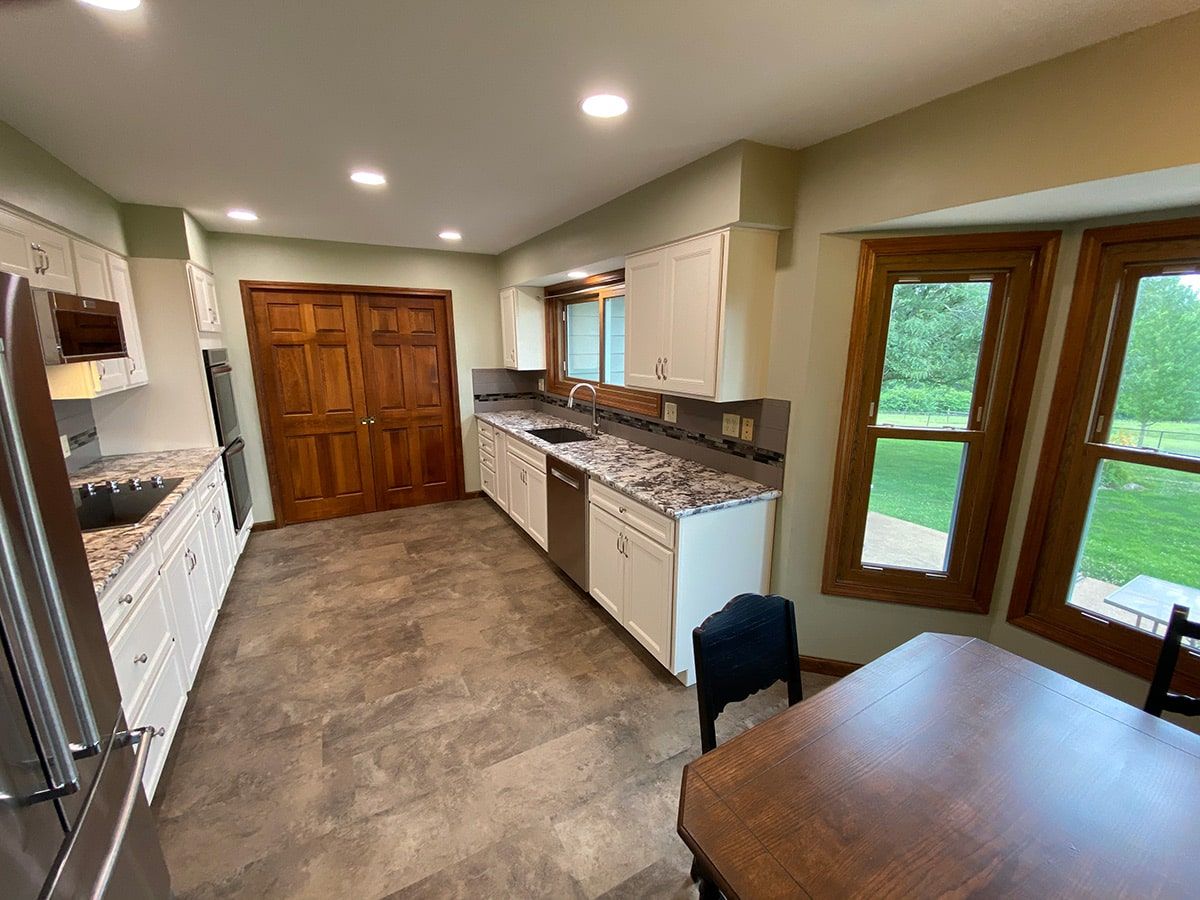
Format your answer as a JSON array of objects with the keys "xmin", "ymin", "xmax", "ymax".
[{"xmin": 547, "ymin": 457, "xmax": 588, "ymax": 589}]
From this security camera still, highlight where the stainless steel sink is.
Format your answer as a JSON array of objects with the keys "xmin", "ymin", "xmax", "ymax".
[{"xmin": 527, "ymin": 427, "xmax": 595, "ymax": 444}]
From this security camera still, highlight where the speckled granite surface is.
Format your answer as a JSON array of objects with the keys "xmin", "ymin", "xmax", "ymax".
[
  {"xmin": 70, "ymin": 448, "xmax": 224, "ymax": 597},
  {"xmin": 477, "ymin": 411, "xmax": 780, "ymax": 519}
]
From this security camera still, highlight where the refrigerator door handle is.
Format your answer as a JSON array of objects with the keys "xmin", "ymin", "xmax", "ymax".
[
  {"xmin": 0, "ymin": 509, "xmax": 79, "ymax": 801},
  {"xmin": 0, "ymin": 344, "xmax": 101, "ymax": 756},
  {"xmin": 90, "ymin": 726, "xmax": 157, "ymax": 900}
]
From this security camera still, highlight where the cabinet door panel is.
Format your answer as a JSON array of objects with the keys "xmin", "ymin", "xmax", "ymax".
[
  {"xmin": 662, "ymin": 232, "xmax": 723, "ymax": 397},
  {"xmin": 107, "ymin": 255, "xmax": 149, "ymax": 385},
  {"xmin": 623, "ymin": 529, "xmax": 674, "ymax": 666},
  {"xmin": 525, "ymin": 466, "xmax": 547, "ymax": 550},
  {"xmin": 588, "ymin": 505, "xmax": 624, "ymax": 621},
  {"xmin": 92, "ymin": 358, "xmax": 128, "ymax": 394},
  {"xmin": 494, "ymin": 432, "xmax": 510, "ymax": 511},
  {"xmin": 160, "ymin": 539, "xmax": 203, "ymax": 686},
  {"xmin": 26, "ymin": 224, "xmax": 75, "ymax": 292},
  {"xmin": 188, "ymin": 517, "xmax": 218, "ymax": 643},
  {"xmin": 72, "ymin": 241, "xmax": 112, "ymax": 300},
  {"xmin": 623, "ymin": 250, "xmax": 666, "ymax": 390},
  {"xmin": 0, "ymin": 209, "xmax": 36, "ymax": 279},
  {"xmin": 506, "ymin": 452, "xmax": 528, "ymax": 528}
]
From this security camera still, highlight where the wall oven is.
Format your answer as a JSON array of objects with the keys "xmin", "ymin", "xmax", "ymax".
[
  {"xmin": 203, "ymin": 349, "xmax": 253, "ymax": 531},
  {"xmin": 30, "ymin": 289, "xmax": 127, "ymax": 365}
]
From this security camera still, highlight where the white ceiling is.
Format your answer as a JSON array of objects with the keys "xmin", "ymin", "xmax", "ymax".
[{"xmin": 0, "ymin": 0, "xmax": 1195, "ymax": 254}]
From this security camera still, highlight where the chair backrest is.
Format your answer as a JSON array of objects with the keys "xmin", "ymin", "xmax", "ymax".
[
  {"xmin": 1144, "ymin": 604, "xmax": 1200, "ymax": 718},
  {"xmin": 692, "ymin": 593, "xmax": 803, "ymax": 753}
]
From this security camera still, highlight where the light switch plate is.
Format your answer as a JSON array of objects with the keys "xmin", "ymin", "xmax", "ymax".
[
  {"xmin": 663, "ymin": 401, "xmax": 677, "ymax": 424},
  {"xmin": 740, "ymin": 417, "xmax": 755, "ymax": 442},
  {"xmin": 537, "ymin": 377, "xmax": 545, "ymax": 391},
  {"xmin": 722, "ymin": 413, "xmax": 741, "ymax": 437},
  {"xmin": 60, "ymin": 434, "xmax": 71, "ymax": 458}
]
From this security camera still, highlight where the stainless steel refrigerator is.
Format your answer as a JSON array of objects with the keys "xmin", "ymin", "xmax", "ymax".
[{"xmin": 0, "ymin": 273, "xmax": 170, "ymax": 898}]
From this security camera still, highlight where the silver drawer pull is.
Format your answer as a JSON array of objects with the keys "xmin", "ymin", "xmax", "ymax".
[
  {"xmin": 155, "ymin": 726, "xmax": 166, "ymax": 738},
  {"xmin": 119, "ymin": 593, "xmax": 134, "ymax": 605},
  {"xmin": 133, "ymin": 653, "xmax": 148, "ymax": 665},
  {"xmin": 618, "ymin": 506, "xmax": 626, "ymax": 513}
]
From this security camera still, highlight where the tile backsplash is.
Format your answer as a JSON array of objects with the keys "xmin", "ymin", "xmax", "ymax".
[
  {"xmin": 54, "ymin": 399, "xmax": 100, "ymax": 474},
  {"xmin": 471, "ymin": 368, "xmax": 789, "ymax": 489}
]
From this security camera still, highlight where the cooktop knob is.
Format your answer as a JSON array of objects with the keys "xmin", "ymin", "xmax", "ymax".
[
  {"xmin": 106, "ymin": 479, "xmax": 121, "ymax": 493},
  {"xmin": 150, "ymin": 475, "xmax": 165, "ymax": 488},
  {"xmin": 82, "ymin": 482, "xmax": 98, "ymax": 496},
  {"xmin": 130, "ymin": 478, "xmax": 143, "ymax": 491}
]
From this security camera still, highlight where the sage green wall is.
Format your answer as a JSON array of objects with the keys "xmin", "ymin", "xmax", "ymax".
[
  {"xmin": 767, "ymin": 10, "xmax": 1200, "ymax": 710},
  {"xmin": 205, "ymin": 232, "xmax": 501, "ymax": 524},
  {"xmin": 120, "ymin": 204, "xmax": 192, "ymax": 259},
  {"xmin": 0, "ymin": 119, "xmax": 126, "ymax": 253},
  {"xmin": 498, "ymin": 140, "xmax": 797, "ymax": 286}
]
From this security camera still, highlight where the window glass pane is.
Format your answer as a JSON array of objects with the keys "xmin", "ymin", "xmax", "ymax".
[
  {"xmin": 603, "ymin": 295, "xmax": 625, "ymax": 386},
  {"xmin": 876, "ymin": 281, "xmax": 991, "ymax": 428},
  {"xmin": 861, "ymin": 438, "xmax": 967, "ymax": 571},
  {"xmin": 1067, "ymin": 461, "xmax": 1200, "ymax": 638},
  {"xmin": 1106, "ymin": 273, "xmax": 1200, "ymax": 459},
  {"xmin": 565, "ymin": 300, "xmax": 600, "ymax": 381}
]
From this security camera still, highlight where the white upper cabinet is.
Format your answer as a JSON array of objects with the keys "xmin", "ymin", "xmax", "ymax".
[
  {"xmin": 72, "ymin": 240, "xmax": 113, "ymax": 300},
  {"xmin": 624, "ymin": 227, "xmax": 777, "ymax": 401},
  {"xmin": 107, "ymin": 254, "xmax": 149, "ymax": 386},
  {"xmin": 188, "ymin": 263, "xmax": 221, "ymax": 333},
  {"xmin": 499, "ymin": 286, "xmax": 545, "ymax": 370},
  {"xmin": 0, "ymin": 209, "xmax": 77, "ymax": 292},
  {"xmin": 0, "ymin": 208, "xmax": 38, "ymax": 280}
]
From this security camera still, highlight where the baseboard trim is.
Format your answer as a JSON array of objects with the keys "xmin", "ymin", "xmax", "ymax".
[
  {"xmin": 462, "ymin": 490, "xmax": 484, "ymax": 500},
  {"xmin": 799, "ymin": 655, "xmax": 862, "ymax": 678},
  {"xmin": 251, "ymin": 519, "xmax": 278, "ymax": 532}
]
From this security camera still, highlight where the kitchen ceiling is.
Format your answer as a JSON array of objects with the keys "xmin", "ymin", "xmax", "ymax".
[{"xmin": 0, "ymin": 0, "xmax": 1194, "ymax": 254}]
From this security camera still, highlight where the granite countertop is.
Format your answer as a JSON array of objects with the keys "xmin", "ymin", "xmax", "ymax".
[
  {"xmin": 70, "ymin": 448, "xmax": 224, "ymax": 597},
  {"xmin": 476, "ymin": 411, "xmax": 781, "ymax": 519}
]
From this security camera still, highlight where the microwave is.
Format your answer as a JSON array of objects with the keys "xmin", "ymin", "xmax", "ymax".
[{"xmin": 31, "ymin": 289, "xmax": 127, "ymax": 365}]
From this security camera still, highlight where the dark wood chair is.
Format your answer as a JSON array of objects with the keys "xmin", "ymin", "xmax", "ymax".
[
  {"xmin": 688, "ymin": 593, "xmax": 805, "ymax": 897},
  {"xmin": 1144, "ymin": 604, "xmax": 1200, "ymax": 718}
]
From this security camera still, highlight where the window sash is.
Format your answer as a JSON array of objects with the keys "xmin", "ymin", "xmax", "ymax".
[
  {"xmin": 1008, "ymin": 221, "xmax": 1200, "ymax": 685},
  {"xmin": 824, "ymin": 234, "xmax": 1059, "ymax": 613}
]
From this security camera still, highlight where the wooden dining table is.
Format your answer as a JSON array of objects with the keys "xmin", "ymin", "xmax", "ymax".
[{"xmin": 677, "ymin": 633, "xmax": 1200, "ymax": 898}]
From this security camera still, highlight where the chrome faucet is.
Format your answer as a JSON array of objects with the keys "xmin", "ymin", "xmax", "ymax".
[{"xmin": 567, "ymin": 382, "xmax": 600, "ymax": 436}]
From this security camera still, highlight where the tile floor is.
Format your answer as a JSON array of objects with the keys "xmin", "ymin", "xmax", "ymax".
[{"xmin": 153, "ymin": 498, "xmax": 834, "ymax": 898}]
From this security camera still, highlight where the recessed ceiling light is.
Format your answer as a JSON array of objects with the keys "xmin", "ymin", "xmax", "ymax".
[
  {"xmin": 581, "ymin": 94, "xmax": 628, "ymax": 118},
  {"xmin": 226, "ymin": 209, "xmax": 258, "ymax": 222},
  {"xmin": 438, "ymin": 230, "xmax": 462, "ymax": 241},
  {"xmin": 350, "ymin": 170, "xmax": 387, "ymax": 186},
  {"xmin": 567, "ymin": 270, "xmax": 588, "ymax": 279},
  {"xmin": 78, "ymin": 0, "xmax": 142, "ymax": 10}
]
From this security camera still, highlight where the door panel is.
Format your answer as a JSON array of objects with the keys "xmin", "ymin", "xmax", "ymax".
[
  {"xmin": 623, "ymin": 250, "xmax": 666, "ymax": 389},
  {"xmin": 358, "ymin": 294, "xmax": 460, "ymax": 510},
  {"xmin": 623, "ymin": 529, "xmax": 674, "ymax": 665},
  {"xmin": 662, "ymin": 232, "xmax": 723, "ymax": 396},
  {"xmin": 250, "ymin": 290, "xmax": 375, "ymax": 524},
  {"xmin": 588, "ymin": 505, "xmax": 624, "ymax": 620}
]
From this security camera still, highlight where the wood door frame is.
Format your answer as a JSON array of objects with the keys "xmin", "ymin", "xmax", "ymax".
[{"xmin": 240, "ymin": 280, "xmax": 466, "ymax": 526}]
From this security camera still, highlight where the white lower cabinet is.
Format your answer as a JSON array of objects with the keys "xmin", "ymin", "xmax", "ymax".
[
  {"xmin": 587, "ymin": 505, "xmax": 625, "ymax": 620},
  {"xmin": 500, "ymin": 437, "xmax": 548, "ymax": 550},
  {"xmin": 98, "ymin": 458, "xmax": 244, "ymax": 799}
]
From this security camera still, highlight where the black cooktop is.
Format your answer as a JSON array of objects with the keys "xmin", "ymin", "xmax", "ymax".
[{"xmin": 74, "ymin": 477, "xmax": 183, "ymax": 533}]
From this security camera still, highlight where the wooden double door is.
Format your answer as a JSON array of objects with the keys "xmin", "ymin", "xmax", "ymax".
[{"xmin": 246, "ymin": 284, "xmax": 462, "ymax": 525}]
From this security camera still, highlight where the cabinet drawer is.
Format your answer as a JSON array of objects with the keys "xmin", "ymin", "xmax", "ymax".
[
  {"xmin": 200, "ymin": 460, "xmax": 224, "ymax": 496},
  {"xmin": 97, "ymin": 544, "xmax": 161, "ymax": 640},
  {"xmin": 589, "ymin": 479, "xmax": 675, "ymax": 548},
  {"xmin": 155, "ymin": 489, "xmax": 198, "ymax": 557},
  {"xmin": 478, "ymin": 419, "xmax": 495, "ymax": 441},
  {"xmin": 130, "ymin": 641, "xmax": 188, "ymax": 801},
  {"xmin": 480, "ymin": 463, "xmax": 497, "ymax": 498},
  {"xmin": 108, "ymin": 578, "xmax": 173, "ymax": 715},
  {"xmin": 480, "ymin": 446, "xmax": 496, "ymax": 471},
  {"xmin": 479, "ymin": 429, "xmax": 496, "ymax": 453},
  {"xmin": 506, "ymin": 435, "xmax": 546, "ymax": 472}
]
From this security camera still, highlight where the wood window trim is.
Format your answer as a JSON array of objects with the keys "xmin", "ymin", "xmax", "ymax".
[
  {"xmin": 238, "ymin": 279, "xmax": 466, "ymax": 526},
  {"xmin": 543, "ymin": 269, "xmax": 662, "ymax": 418},
  {"xmin": 1007, "ymin": 218, "xmax": 1200, "ymax": 690},
  {"xmin": 823, "ymin": 232, "xmax": 1060, "ymax": 614}
]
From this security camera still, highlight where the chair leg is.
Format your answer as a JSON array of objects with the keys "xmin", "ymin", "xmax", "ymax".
[{"xmin": 691, "ymin": 856, "xmax": 722, "ymax": 899}]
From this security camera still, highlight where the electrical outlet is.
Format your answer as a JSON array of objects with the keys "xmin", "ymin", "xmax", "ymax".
[
  {"xmin": 740, "ymin": 417, "xmax": 755, "ymax": 442},
  {"xmin": 60, "ymin": 434, "xmax": 71, "ymax": 458},
  {"xmin": 663, "ymin": 401, "xmax": 677, "ymax": 423},
  {"xmin": 721, "ymin": 413, "xmax": 741, "ymax": 437},
  {"xmin": 537, "ymin": 377, "xmax": 545, "ymax": 391}
]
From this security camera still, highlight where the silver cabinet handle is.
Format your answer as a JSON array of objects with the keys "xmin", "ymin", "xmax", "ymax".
[
  {"xmin": 662, "ymin": 357, "xmax": 668, "ymax": 379},
  {"xmin": 0, "ymin": 343, "xmax": 100, "ymax": 755},
  {"xmin": 97, "ymin": 361, "xmax": 106, "ymax": 377},
  {"xmin": 119, "ymin": 592, "xmax": 134, "ymax": 605},
  {"xmin": 655, "ymin": 358, "xmax": 662, "ymax": 379},
  {"xmin": 212, "ymin": 506, "xmax": 221, "ymax": 525},
  {"xmin": 155, "ymin": 726, "xmax": 166, "ymax": 738},
  {"xmin": 618, "ymin": 506, "xmax": 626, "ymax": 513},
  {"xmin": 133, "ymin": 653, "xmax": 148, "ymax": 665}
]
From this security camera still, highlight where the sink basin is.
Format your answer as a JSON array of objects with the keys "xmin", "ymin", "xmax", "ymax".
[{"xmin": 527, "ymin": 427, "xmax": 596, "ymax": 445}]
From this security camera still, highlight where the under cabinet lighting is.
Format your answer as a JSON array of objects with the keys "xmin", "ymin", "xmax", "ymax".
[
  {"xmin": 226, "ymin": 209, "xmax": 259, "ymax": 221},
  {"xmin": 79, "ymin": 0, "xmax": 142, "ymax": 9}
]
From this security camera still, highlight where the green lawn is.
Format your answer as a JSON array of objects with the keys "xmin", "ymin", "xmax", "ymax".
[{"xmin": 868, "ymin": 435, "xmax": 1200, "ymax": 588}]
